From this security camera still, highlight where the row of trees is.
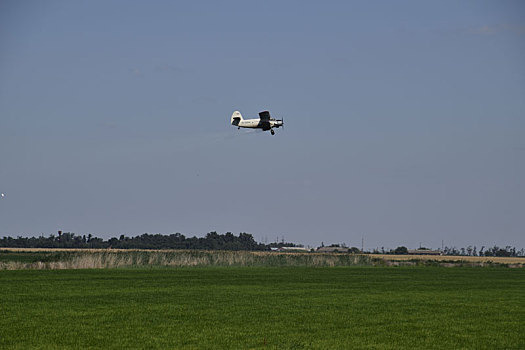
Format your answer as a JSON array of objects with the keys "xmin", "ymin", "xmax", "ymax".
[
  {"xmin": 1, "ymin": 233, "xmax": 523, "ymax": 256},
  {"xmin": 382, "ymin": 245, "xmax": 524, "ymax": 257},
  {"xmin": 0, "ymin": 232, "xmax": 299, "ymax": 251},
  {"xmin": 441, "ymin": 245, "xmax": 524, "ymax": 257}
]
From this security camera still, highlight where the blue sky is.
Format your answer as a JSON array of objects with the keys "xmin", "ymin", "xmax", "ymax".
[{"xmin": 1, "ymin": 1, "xmax": 524, "ymax": 249}]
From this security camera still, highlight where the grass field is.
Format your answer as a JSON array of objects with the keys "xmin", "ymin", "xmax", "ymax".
[
  {"xmin": 373, "ymin": 254, "xmax": 525, "ymax": 265},
  {"xmin": 0, "ymin": 250, "xmax": 373, "ymax": 269},
  {"xmin": 1, "ymin": 267, "xmax": 524, "ymax": 349},
  {"xmin": 1, "ymin": 249, "xmax": 523, "ymax": 269}
]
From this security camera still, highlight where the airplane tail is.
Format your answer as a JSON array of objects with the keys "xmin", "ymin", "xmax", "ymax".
[{"xmin": 231, "ymin": 111, "xmax": 243, "ymax": 126}]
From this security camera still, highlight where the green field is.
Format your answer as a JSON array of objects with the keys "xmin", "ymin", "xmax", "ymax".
[{"xmin": 1, "ymin": 267, "xmax": 524, "ymax": 349}]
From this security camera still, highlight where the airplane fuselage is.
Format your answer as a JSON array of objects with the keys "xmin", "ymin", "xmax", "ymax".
[{"xmin": 237, "ymin": 118, "xmax": 283, "ymax": 130}]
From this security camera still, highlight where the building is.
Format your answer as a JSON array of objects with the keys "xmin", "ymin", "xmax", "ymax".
[
  {"xmin": 316, "ymin": 246, "xmax": 349, "ymax": 253},
  {"xmin": 274, "ymin": 246, "xmax": 310, "ymax": 252}
]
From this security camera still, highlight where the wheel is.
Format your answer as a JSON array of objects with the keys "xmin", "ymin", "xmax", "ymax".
[{"xmin": 270, "ymin": 129, "xmax": 275, "ymax": 135}]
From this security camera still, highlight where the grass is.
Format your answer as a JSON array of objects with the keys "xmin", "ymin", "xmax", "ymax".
[
  {"xmin": 0, "ymin": 250, "xmax": 372, "ymax": 269},
  {"xmin": 372, "ymin": 253, "xmax": 525, "ymax": 265},
  {"xmin": 0, "ymin": 251, "xmax": 73, "ymax": 264},
  {"xmin": 1, "ymin": 267, "xmax": 524, "ymax": 349},
  {"xmin": 1, "ymin": 249, "xmax": 523, "ymax": 270}
]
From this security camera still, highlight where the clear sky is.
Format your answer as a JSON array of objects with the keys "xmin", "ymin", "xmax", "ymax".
[{"xmin": 1, "ymin": 0, "xmax": 524, "ymax": 250}]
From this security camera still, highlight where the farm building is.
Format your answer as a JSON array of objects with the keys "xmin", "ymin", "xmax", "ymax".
[{"xmin": 317, "ymin": 246, "xmax": 349, "ymax": 253}]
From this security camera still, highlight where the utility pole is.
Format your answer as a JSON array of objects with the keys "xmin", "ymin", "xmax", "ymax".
[{"xmin": 361, "ymin": 237, "xmax": 364, "ymax": 253}]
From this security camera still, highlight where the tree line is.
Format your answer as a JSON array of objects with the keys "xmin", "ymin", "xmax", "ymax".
[
  {"xmin": 441, "ymin": 245, "xmax": 524, "ymax": 257},
  {"xmin": 382, "ymin": 245, "xmax": 524, "ymax": 257},
  {"xmin": 1, "ymin": 232, "xmax": 523, "ymax": 256},
  {"xmin": 0, "ymin": 232, "xmax": 298, "ymax": 251}
]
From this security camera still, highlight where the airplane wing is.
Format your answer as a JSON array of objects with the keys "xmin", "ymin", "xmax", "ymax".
[
  {"xmin": 259, "ymin": 111, "xmax": 271, "ymax": 120},
  {"xmin": 260, "ymin": 121, "xmax": 271, "ymax": 130}
]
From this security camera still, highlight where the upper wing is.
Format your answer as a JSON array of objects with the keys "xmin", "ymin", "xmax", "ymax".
[{"xmin": 259, "ymin": 111, "xmax": 271, "ymax": 120}]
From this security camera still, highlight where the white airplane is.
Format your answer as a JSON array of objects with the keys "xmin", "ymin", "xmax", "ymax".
[{"xmin": 231, "ymin": 110, "xmax": 284, "ymax": 135}]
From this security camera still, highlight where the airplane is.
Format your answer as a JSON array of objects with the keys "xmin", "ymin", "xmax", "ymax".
[{"xmin": 231, "ymin": 110, "xmax": 284, "ymax": 135}]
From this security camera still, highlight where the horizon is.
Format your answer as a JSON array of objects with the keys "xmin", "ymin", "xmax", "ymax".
[{"xmin": 1, "ymin": 230, "xmax": 523, "ymax": 252}]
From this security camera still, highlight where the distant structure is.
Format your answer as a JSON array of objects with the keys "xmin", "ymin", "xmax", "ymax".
[
  {"xmin": 407, "ymin": 249, "xmax": 442, "ymax": 255},
  {"xmin": 317, "ymin": 245, "xmax": 348, "ymax": 253},
  {"xmin": 272, "ymin": 246, "xmax": 310, "ymax": 252}
]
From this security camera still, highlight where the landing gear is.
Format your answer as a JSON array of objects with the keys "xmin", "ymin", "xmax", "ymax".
[{"xmin": 270, "ymin": 129, "xmax": 275, "ymax": 135}]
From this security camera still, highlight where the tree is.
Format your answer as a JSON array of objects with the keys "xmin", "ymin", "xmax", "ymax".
[{"xmin": 394, "ymin": 246, "xmax": 408, "ymax": 255}]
